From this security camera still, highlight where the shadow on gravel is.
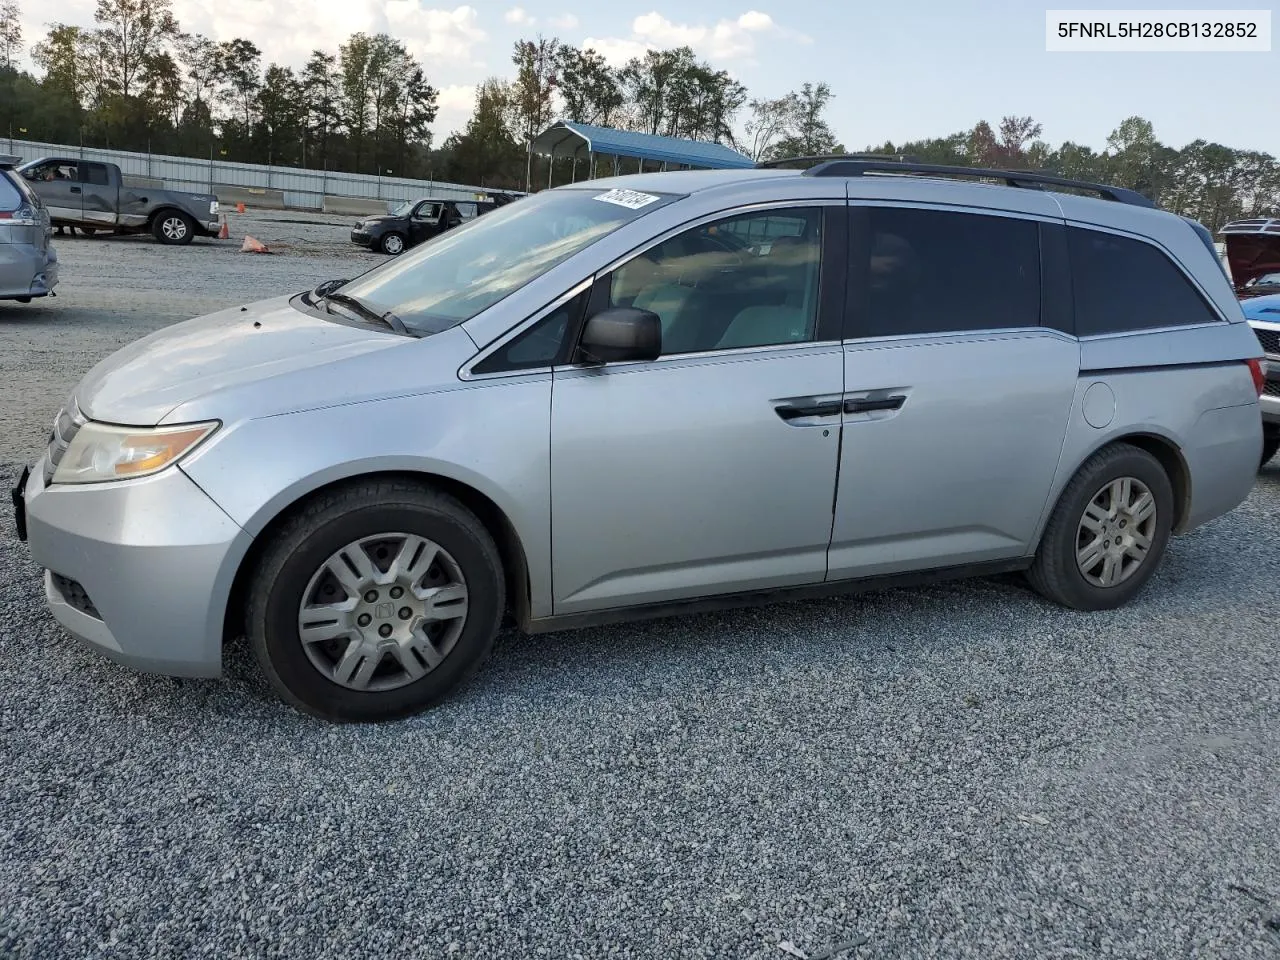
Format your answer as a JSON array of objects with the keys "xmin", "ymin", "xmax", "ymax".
[{"xmin": 0, "ymin": 302, "xmax": 61, "ymax": 323}]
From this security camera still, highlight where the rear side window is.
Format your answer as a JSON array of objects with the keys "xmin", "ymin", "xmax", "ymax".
[
  {"xmin": 82, "ymin": 164, "xmax": 110, "ymax": 186},
  {"xmin": 0, "ymin": 172, "xmax": 22, "ymax": 211},
  {"xmin": 852, "ymin": 206, "xmax": 1041, "ymax": 338},
  {"xmin": 1067, "ymin": 227, "xmax": 1222, "ymax": 336}
]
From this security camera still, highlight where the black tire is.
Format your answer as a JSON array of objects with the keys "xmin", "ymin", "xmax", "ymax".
[
  {"xmin": 152, "ymin": 210, "xmax": 196, "ymax": 245},
  {"xmin": 77, "ymin": 225, "xmax": 98, "ymax": 237},
  {"xmin": 246, "ymin": 479, "xmax": 505, "ymax": 722},
  {"xmin": 1261, "ymin": 430, "xmax": 1280, "ymax": 468},
  {"xmin": 1026, "ymin": 442, "xmax": 1174, "ymax": 611},
  {"xmin": 380, "ymin": 232, "xmax": 406, "ymax": 255}
]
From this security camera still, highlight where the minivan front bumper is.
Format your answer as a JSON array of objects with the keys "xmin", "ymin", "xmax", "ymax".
[{"xmin": 17, "ymin": 459, "xmax": 251, "ymax": 678}]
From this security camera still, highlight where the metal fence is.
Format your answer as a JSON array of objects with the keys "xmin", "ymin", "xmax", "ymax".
[{"xmin": 2, "ymin": 137, "xmax": 514, "ymax": 211}]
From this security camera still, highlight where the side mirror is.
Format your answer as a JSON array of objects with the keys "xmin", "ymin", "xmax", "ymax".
[{"xmin": 577, "ymin": 307, "xmax": 662, "ymax": 364}]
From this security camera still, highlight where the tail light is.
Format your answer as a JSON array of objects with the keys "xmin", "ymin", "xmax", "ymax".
[
  {"xmin": 0, "ymin": 203, "xmax": 38, "ymax": 226},
  {"xmin": 1247, "ymin": 357, "xmax": 1267, "ymax": 396}
]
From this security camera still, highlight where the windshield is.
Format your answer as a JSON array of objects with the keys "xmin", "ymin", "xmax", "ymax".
[
  {"xmin": 389, "ymin": 200, "xmax": 414, "ymax": 217},
  {"xmin": 1248, "ymin": 272, "xmax": 1280, "ymax": 287},
  {"xmin": 335, "ymin": 187, "xmax": 679, "ymax": 336}
]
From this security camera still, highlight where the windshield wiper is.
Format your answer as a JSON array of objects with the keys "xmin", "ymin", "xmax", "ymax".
[{"xmin": 322, "ymin": 292, "xmax": 410, "ymax": 335}]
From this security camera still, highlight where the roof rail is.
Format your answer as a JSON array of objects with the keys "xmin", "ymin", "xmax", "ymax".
[
  {"xmin": 0, "ymin": 155, "xmax": 23, "ymax": 170},
  {"xmin": 801, "ymin": 159, "xmax": 1157, "ymax": 208},
  {"xmin": 756, "ymin": 153, "xmax": 918, "ymax": 170}
]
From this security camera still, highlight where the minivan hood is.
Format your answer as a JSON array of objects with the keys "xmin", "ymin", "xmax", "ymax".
[
  {"xmin": 1222, "ymin": 227, "xmax": 1280, "ymax": 295},
  {"xmin": 74, "ymin": 295, "xmax": 405, "ymax": 425}
]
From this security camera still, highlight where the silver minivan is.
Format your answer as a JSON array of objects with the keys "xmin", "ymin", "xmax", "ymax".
[
  {"xmin": 12, "ymin": 161, "xmax": 1266, "ymax": 722},
  {"xmin": 0, "ymin": 156, "xmax": 58, "ymax": 303}
]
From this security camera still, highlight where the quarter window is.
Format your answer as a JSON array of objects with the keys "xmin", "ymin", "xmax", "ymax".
[
  {"xmin": 852, "ymin": 206, "xmax": 1041, "ymax": 338},
  {"xmin": 605, "ymin": 207, "xmax": 824, "ymax": 355},
  {"xmin": 472, "ymin": 292, "xmax": 587, "ymax": 373},
  {"xmin": 1067, "ymin": 227, "xmax": 1222, "ymax": 336}
]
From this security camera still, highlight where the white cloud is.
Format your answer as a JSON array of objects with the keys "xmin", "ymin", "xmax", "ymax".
[
  {"xmin": 433, "ymin": 84, "xmax": 476, "ymax": 139},
  {"xmin": 550, "ymin": 13, "xmax": 579, "ymax": 29},
  {"xmin": 386, "ymin": 3, "xmax": 486, "ymax": 65},
  {"xmin": 25, "ymin": 0, "xmax": 487, "ymax": 73},
  {"xmin": 583, "ymin": 10, "xmax": 805, "ymax": 67},
  {"xmin": 504, "ymin": 6, "xmax": 534, "ymax": 25}
]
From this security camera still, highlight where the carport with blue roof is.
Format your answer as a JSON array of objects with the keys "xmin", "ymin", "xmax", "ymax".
[{"xmin": 527, "ymin": 121, "xmax": 755, "ymax": 188}]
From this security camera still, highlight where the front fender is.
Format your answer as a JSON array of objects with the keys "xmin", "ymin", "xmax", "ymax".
[{"xmin": 179, "ymin": 375, "xmax": 554, "ymax": 617}]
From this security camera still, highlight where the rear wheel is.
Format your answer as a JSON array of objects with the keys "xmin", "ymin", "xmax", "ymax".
[
  {"xmin": 1027, "ymin": 443, "xmax": 1173, "ymax": 611},
  {"xmin": 380, "ymin": 232, "xmax": 406, "ymax": 255},
  {"xmin": 152, "ymin": 211, "xmax": 195, "ymax": 245},
  {"xmin": 1262, "ymin": 429, "xmax": 1279, "ymax": 468},
  {"xmin": 246, "ymin": 480, "xmax": 505, "ymax": 722}
]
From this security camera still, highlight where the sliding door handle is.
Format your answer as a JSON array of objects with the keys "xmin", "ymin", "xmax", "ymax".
[
  {"xmin": 844, "ymin": 395, "xmax": 906, "ymax": 415},
  {"xmin": 775, "ymin": 399, "xmax": 842, "ymax": 421}
]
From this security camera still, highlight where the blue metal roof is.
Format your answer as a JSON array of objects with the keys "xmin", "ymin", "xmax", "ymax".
[{"xmin": 530, "ymin": 121, "xmax": 754, "ymax": 170}]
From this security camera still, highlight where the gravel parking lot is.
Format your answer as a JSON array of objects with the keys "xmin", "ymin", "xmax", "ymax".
[{"xmin": 2, "ymin": 212, "xmax": 1279, "ymax": 959}]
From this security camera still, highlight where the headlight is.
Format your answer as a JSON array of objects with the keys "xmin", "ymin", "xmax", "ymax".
[{"xmin": 52, "ymin": 420, "xmax": 219, "ymax": 484}]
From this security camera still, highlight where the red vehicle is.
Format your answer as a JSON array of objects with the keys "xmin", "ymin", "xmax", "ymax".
[{"xmin": 1220, "ymin": 218, "xmax": 1280, "ymax": 299}]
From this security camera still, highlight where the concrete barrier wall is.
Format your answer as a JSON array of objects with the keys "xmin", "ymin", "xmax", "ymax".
[
  {"xmin": 214, "ymin": 185, "xmax": 288, "ymax": 210},
  {"xmin": 323, "ymin": 196, "xmax": 393, "ymax": 217}
]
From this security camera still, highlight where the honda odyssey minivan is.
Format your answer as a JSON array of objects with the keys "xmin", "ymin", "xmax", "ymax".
[
  {"xmin": 0, "ymin": 155, "xmax": 58, "ymax": 303},
  {"xmin": 13, "ymin": 161, "xmax": 1265, "ymax": 722}
]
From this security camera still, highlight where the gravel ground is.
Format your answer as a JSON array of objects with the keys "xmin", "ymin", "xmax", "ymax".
[{"xmin": 2, "ymin": 217, "xmax": 1279, "ymax": 959}]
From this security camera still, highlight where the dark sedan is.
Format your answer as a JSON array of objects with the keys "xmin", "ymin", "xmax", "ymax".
[{"xmin": 350, "ymin": 195, "xmax": 514, "ymax": 255}]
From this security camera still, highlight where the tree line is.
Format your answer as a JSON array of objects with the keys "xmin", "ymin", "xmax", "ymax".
[
  {"xmin": 0, "ymin": 0, "xmax": 1277, "ymax": 229},
  {"xmin": 864, "ymin": 115, "xmax": 1280, "ymax": 231}
]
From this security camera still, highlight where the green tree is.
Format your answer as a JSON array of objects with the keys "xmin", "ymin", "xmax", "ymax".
[
  {"xmin": 256, "ymin": 64, "xmax": 302, "ymax": 164},
  {"xmin": 1, "ymin": 0, "xmax": 21, "ymax": 70},
  {"xmin": 301, "ymin": 50, "xmax": 340, "ymax": 168},
  {"xmin": 554, "ymin": 45, "xmax": 621, "ymax": 126},
  {"xmin": 93, "ymin": 0, "xmax": 179, "ymax": 100},
  {"xmin": 444, "ymin": 78, "xmax": 524, "ymax": 187},
  {"xmin": 744, "ymin": 93, "xmax": 799, "ymax": 161},
  {"xmin": 217, "ymin": 38, "xmax": 261, "ymax": 135},
  {"xmin": 510, "ymin": 35, "xmax": 560, "ymax": 140},
  {"xmin": 773, "ymin": 82, "xmax": 843, "ymax": 158}
]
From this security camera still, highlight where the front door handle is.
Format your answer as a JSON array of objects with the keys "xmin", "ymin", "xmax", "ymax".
[
  {"xmin": 70, "ymin": 186, "xmax": 81, "ymax": 194},
  {"xmin": 775, "ymin": 399, "xmax": 843, "ymax": 422},
  {"xmin": 844, "ymin": 395, "xmax": 906, "ymax": 415}
]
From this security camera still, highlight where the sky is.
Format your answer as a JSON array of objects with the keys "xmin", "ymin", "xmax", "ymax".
[{"xmin": 13, "ymin": 0, "xmax": 1280, "ymax": 156}]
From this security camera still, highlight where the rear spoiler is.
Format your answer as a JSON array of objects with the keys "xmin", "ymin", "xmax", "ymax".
[{"xmin": 0, "ymin": 155, "xmax": 23, "ymax": 170}]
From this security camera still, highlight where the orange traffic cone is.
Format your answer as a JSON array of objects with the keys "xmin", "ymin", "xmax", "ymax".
[
  {"xmin": 240, "ymin": 235, "xmax": 270, "ymax": 254},
  {"xmin": 218, "ymin": 217, "xmax": 229, "ymax": 240},
  {"xmin": 236, "ymin": 202, "xmax": 246, "ymax": 214}
]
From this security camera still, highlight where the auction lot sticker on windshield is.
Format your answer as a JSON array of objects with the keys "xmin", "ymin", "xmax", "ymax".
[{"xmin": 594, "ymin": 188, "xmax": 661, "ymax": 210}]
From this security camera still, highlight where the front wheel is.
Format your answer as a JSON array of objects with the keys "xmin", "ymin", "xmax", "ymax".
[
  {"xmin": 380, "ymin": 232, "xmax": 406, "ymax": 255},
  {"xmin": 152, "ymin": 211, "xmax": 196, "ymax": 245},
  {"xmin": 246, "ymin": 480, "xmax": 505, "ymax": 722},
  {"xmin": 1027, "ymin": 443, "xmax": 1174, "ymax": 611}
]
